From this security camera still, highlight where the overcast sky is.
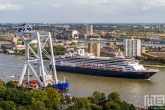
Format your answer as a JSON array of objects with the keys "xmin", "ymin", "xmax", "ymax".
[{"xmin": 0, "ymin": 0, "xmax": 165, "ymax": 23}]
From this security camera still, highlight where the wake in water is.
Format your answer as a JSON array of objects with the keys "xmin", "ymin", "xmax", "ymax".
[
  {"xmin": 145, "ymin": 78, "xmax": 150, "ymax": 80},
  {"xmin": 5, "ymin": 75, "xmax": 16, "ymax": 77},
  {"xmin": 0, "ymin": 75, "xmax": 19, "ymax": 78}
]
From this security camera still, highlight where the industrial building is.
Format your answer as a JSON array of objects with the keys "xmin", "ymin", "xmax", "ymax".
[
  {"xmin": 56, "ymin": 28, "xmax": 79, "ymax": 39},
  {"xmin": 88, "ymin": 42, "xmax": 100, "ymax": 57},
  {"xmin": 124, "ymin": 38, "xmax": 141, "ymax": 57}
]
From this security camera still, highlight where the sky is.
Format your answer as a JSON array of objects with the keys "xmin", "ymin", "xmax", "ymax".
[{"xmin": 0, "ymin": 0, "xmax": 165, "ymax": 23}]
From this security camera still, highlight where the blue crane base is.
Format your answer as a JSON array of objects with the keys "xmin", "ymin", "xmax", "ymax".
[
  {"xmin": 52, "ymin": 82, "xmax": 69, "ymax": 89},
  {"xmin": 26, "ymin": 82, "xmax": 69, "ymax": 90}
]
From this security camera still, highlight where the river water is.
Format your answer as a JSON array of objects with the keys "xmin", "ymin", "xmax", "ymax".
[{"xmin": 0, "ymin": 53, "xmax": 165, "ymax": 108}]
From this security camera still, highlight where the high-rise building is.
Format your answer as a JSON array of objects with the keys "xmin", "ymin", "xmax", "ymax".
[
  {"xmin": 124, "ymin": 38, "xmax": 141, "ymax": 57},
  {"xmin": 88, "ymin": 42, "xmax": 100, "ymax": 57},
  {"xmin": 82, "ymin": 24, "xmax": 93, "ymax": 36}
]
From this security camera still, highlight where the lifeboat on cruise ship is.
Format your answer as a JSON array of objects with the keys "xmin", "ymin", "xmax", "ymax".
[
  {"xmin": 105, "ymin": 66, "xmax": 111, "ymax": 69},
  {"xmin": 81, "ymin": 64, "xmax": 85, "ymax": 67},
  {"xmin": 99, "ymin": 66, "xmax": 104, "ymax": 69},
  {"xmin": 86, "ymin": 64, "xmax": 92, "ymax": 68},
  {"xmin": 112, "ymin": 67, "xmax": 117, "ymax": 70},
  {"xmin": 117, "ymin": 67, "xmax": 123, "ymax": 71},
  {"xmin": 93, "ymin": 65, "xmax": 98, "ymax": 68}
]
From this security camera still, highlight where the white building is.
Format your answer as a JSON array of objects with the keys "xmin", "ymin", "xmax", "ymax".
[{"xmin": 124, "ymin": 39, "xmax": 141, "ymax": 57}]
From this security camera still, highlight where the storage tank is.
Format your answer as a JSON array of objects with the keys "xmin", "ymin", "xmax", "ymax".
[
  {"xmin": 95, "ymin": 43, "xmax": 100, "ymax": 57},
  {"xmin": 88, "ymin": 42, "xmax": 93, "ymax": 53}
]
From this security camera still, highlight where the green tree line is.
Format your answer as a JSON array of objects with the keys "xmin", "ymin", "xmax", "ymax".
[
  {"xmin": 14, "ymin": 45, "xmax": 66, "ymax": 56},
  {"xmin": 67, "ymin": 91, "xmax": 136, "ymax": 110},
  {"xmin": 0, "ymin": 80, "xmax": 137, "ymax": 110},
  {"xmin": 0, "ymin": 80, "xmax": 61, "ymax": 110},
  {"xmin": 135, "ymin": 55, "xmax": 165, "ymax": 65},
  {"xmin": 2, "ymin": 80, "xmax": 158, "ymax": 110}
]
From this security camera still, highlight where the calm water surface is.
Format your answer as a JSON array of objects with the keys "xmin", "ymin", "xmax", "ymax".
[{"xmin": 0, "ymin": 53, "xmax": 164, "ymax": 108}]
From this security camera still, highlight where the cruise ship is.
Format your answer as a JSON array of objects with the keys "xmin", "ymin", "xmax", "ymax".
[{"xmin": 50, "ymin": 49, "xmax": 159, "ymax": 79}]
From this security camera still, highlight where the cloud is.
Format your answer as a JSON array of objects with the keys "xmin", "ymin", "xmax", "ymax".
[
  {"xmin": 0, "ymin": 3, "xmax": 22, "ymax": 10},
  {"xmin": 38, "ymin": 6, "xmax": 45, "ymax": 10},
  {"xmin": 142, "ymin": 6, "xmax": 150, "ymax": 10},
  {"xmin": 0, "ymin": 0, "xmax": 165, "ymax": 23},
  {"xmin": 147, "ymin": 0, "xmax": 165, "ymax": 6},
  {"xmin": 52, "ymin": 4, "xmax": 60, "ymax": 7}
]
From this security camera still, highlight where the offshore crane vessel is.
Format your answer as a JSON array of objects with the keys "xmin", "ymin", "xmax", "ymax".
[{"xmin": 16, "ymin": 23, "xmax": 68, "ymax": 89}]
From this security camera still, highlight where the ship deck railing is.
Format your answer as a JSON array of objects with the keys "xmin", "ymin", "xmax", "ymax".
[{"xmin": 56, "ymin": 58, "xmax": 137, "ymax": 65}]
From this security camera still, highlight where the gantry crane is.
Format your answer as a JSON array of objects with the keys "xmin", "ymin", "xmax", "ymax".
[{"xmin": 17, "ymin": 23, "xmax": 68, "ymax": 89}]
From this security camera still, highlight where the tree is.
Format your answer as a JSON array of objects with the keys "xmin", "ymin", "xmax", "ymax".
[
  {"xmin": 0, "ymin": 88, "xmax": 31, "ymax": 106},
  {"xmin": 71, "ymin": 96, "xmax": 77, "ymax": 103},
  {"xmin": 65, "ymin": 95, "xmax": 72, "ymax": 104},
  {"xmin": 74, "ymin": 97, "xmax": 91, "ymax": 110},
  {"xmin": 46, "ymin": 83, "xmax": 52, "ymax": 88},
  {"xmin": 104, "ymin": 101, "xmax": 120, "ymax": 110},
  {"xmin": 17, "ymin": 106, "xmax": 26, "ymax": 110},
  {"xmin": 6, "ymin": 81, "xmax": 16, "ymax": 88},
  {"xmin": 129, "ymin": 104, "xmax": 136, "ymax": 110},
  {"xmin": 88, "ymin": 97, "xmax": 97, "ymax": 104},
  {"xmin": 108, "ymin": 92, "xmax": 120, "ymax": 102},
  {"xmin": 92, "ymin": 91, "xmax": 101, "ymax": 102},
  {"xmin": 0, "ymin": 101, "xmax": 16, "ymax": 110},
  {"xmin": 29, "ymin": 89, "xmax": 48, "ymax": 104},
  {"xmin": 90, "ymin": 104, "xmax": 102, "ymax": 110},
  {"xmin": 51, "ymin": 45, "xmax": 66, "ymax": 55},
  {"xmin": 19, "ymin": 91, "xmax": 32, "ymax": 106},
  {"xmin": 44, "ymin": 98, "xmax": 52, "ymax": 109},
  {"xmin": 0, "ymin": 80, "xmax": 6, "ymax": 90},
  {"xmin": 32, "ymin": 101, "xmax": 46, "ymax": 110},
  {"xmin": 100, "ymin": 92, "xmax": 106, "ymax": 100},
  {"xmin": 120, "ymin": 101, "xmax": 131, "ymax": 110},
  {"xmin": 44, "ymin": 88, "xmax": 61, "ymax": 109},
  {"xmin": 70, "ymin": 42, "xmax": 77, "ymax": 46}
]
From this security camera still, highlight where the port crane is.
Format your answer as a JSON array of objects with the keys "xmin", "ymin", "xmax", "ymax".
[{"xmin": 16, "ymin": 23, "xmax": 68, "ymax": 89}]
